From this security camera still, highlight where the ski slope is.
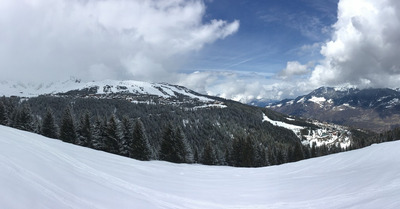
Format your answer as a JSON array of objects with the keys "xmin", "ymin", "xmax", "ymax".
[{"xmin": 1, "ymin": 125, "xmax": 400, "ymax": 209}]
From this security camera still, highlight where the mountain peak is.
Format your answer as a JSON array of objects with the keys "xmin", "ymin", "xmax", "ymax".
[{"xmin": 269, "ymin": 87, "xmax": 400, "ymax": 132}]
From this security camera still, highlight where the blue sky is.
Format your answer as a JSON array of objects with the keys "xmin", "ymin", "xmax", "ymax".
[
  {"xmin": 1, "ymin": 0, "xmax": 400, "ymax": 103},
  {"xmin": 190, "ymin": 0, "xmax": 338, "ymax": 74}
]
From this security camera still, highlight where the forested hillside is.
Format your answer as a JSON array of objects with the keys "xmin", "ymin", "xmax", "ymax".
[{"xmin": 0, "ymin": 93, "xmax": 389, "ymax": 167}]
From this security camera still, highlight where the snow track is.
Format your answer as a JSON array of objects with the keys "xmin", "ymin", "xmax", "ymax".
[{"xmin": 1, "ymin": 125, "xmax": 400, "ymax": 208}]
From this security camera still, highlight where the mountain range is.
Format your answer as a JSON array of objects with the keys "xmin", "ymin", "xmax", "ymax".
[
  {"xmin": 268, "ymin": 87, "xmax": 400, "ymax": 132},
  {"xmin": 0, "ymin": 78, "xmax": 381, "ymax": 167}
]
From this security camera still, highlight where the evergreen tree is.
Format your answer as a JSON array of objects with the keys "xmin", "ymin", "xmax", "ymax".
[
  {"xmin": 92, "ymin": 116, "xmax": 106, "ymax": 150},
  {"xmin": 41, "ymin": 108, "xmax": 58, "ymax": 139},
  {"xmin": 174, "ymin": 126, "xmax": 193, "ymax": 163},
  {"xmin": 159, "ymin": 124, "xmax": 191, "ymax": 163},
  {"xmin": 77, "ymin": 111, "xmax": 92, "ymax": 147},
  {"xmin": 231, "ymin": 135, "xmax": 255, "ymax": 167},
  {"xmin": 0, "ymin": 101, "xmax": 7, "ymax": 125},
  {"xmin": 59, "ymin": 106, "xmax": 77, "ymax": 143},
  {"xmin": 159, "ymin": 123, "xmax": 178, "ymax": 162},
  {"xmin": 290, "ymin": 143, "xmax": 304, "ymax": 162},
  {"xmin": 193, "ymin": 148, "xmax": 199, "ymax": 164},
  {"xmin": 12, "ymin": 104, "xmax": 33, "ymax": 131},
  {"xmin": 131, "ymin": 119, "xmax": 152, "ymax": 160},
  {"xmin": 119, "ymin": 116, "xmax": 133, "ymax": 157},
  {"xmin": 104, "ymin": 114, "xmax": 120, "ymax": 154},
  {"xmin": 254, "ymin": 143, "xmax": 267, "ymax": 167},
  {"xmin": 202, "ymin": 141, "xmax": 216, "ymax": 165}
]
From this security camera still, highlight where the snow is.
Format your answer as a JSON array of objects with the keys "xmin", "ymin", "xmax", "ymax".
[
  {"xmin": 308, "ymin": 96, "xmax": 326, "ymax": 107},
  {"xmin": 386, "ymin": 98, "xmax": 400, "ymax": 108},
  {"xmin": 263, "ymin": 114, "xmax": 351, "ymax": 149},
  {"xmin": 1, "ymin": 125, "xmax": 400, "ymax": 208},
  {"xmin": 263, "ymin": 114, "xmax": 304, "ymax": 132},
  {"xmin": 191, "ymin": 104, "xmax": 228, "ymax": 110},
  {"xmin": 0, "ymin": 79, "xmax": 213, "ymax": 102},
  {"xmin": 297, "ymin": 97, "xmax": 306, "ymax": 103},
  {"xmin": 286, "ymin": 100, "xmax": 294, "ymax": 105}
]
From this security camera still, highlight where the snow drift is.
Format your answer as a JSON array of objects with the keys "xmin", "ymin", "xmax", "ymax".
[{"xmin": 1, "ymin": 125, "xmax": 399, "ymax": 209}]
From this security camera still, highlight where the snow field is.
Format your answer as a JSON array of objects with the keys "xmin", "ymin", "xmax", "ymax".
[{"xmin": 1, "ymin": 125, "xmax": 400, "ymax": 208}]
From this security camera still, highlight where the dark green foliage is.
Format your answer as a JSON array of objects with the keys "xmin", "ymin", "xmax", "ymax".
[
  {"xmin": 231, "ymin": 135, "xmax": 255, "ymax": 167},
  {"xmin": 159, "ymin": 124, "xmax": 175, "ymax": 162},
  {"xmin": 104, "ymin": 115, "xmax": 120, "ymax": 154},
  {"xmin": 91, "ymin": 116, "xmax": 106, "ymax": 150},
  {"xmin": 159, "ymin": 124, "xmax": 192, "ymax": 163},
  {"xmin": 0, "ymin": 101, "xmax": 7, "ymax": 125},
  {"xmin": 59, "ymin": 106, "xmax": 77, "ymax": 143},
  {"xmin": 41, "ymin": 108, "xmax": 58, "ymax": 139},
  {"xmin": 119, "ymin": 116, "xmax": 133, "ymax": 157},
  {"xmin": 77, "ymin": 111, "xmax": 92, "ymax": 147},
  {"xmin": 253, "ymin": 143, "xmax": 267, "ymax": 167},
  {"xmin": 202, "ymin": 141, "xmax": 216, "ymax": 165},
  {"xmin": 290, "ymin": 143, "xmax": 305, "ymax": 162},
  {"xmin": 131, "ymin": 119, "xmax": 152, "ymax": 160},
  {"xmin": 1, "ymin": 95, "xmax": 389, "ymax": 167},
  {"xmin": 193, "ymin": 148, "xmax": 199, "ymax": 163},
  {"xmin": 13, "ymin": 104, "xmax": 33, "ymax": 131}
]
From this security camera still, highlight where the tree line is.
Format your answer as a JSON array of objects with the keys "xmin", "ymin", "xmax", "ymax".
[{"xmin": 0, "ymin": 95, "xmax": 390, "ymax": 167}]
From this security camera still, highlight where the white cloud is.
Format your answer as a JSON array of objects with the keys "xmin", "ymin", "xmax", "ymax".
[
  {"xmin": 0, "ymin": 0, "xmax": 239, "ymax": 82},
  {"xmin": 278, "ymin": 61, "xmax": 312, "ymax": 79},
  {"xmin": 310, "ymin": 0, "xmax": 400, "ymax": 88},
  {"xmin": 178, "ymin": 71, "xmax": 312, "ymax": 103}
]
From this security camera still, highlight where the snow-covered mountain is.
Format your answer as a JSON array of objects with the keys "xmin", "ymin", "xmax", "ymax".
[
  {"xmin": 268, "ymin": 87, "xmax": 400, "ymax": 132},
  {"xmin": 0, "ymin": 78, "xmax": 213, "ymax": 103},
  {"xmin": 1, "ymin": 125, "xmax": 399, "ymax": 209}
]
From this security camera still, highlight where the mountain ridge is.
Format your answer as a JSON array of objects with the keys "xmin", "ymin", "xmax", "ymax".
[{"xmin": 268, "ymin": 86, "xmax": 400, "ymax": 132}]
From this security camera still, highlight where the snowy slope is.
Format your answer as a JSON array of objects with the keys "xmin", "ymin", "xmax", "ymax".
[
  {"xmin": 1, "ymin": 125, "xmax": 400, "ymax": 209},
  {"xmin": 0, "ymin": 79, "xmax": 213, "ymax": 102},
  {"xmin": 262, "ymin": 113, "xmax": 351, "ymax": 149}
]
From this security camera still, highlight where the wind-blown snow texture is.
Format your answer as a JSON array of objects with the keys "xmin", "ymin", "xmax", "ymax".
[{"xmin": 1, "ymin": 125, "xmax": 399, "ymax": 209}]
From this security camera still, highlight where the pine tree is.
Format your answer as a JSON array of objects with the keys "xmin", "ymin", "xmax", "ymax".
[
  {"xmin": 174, "ymin": 126, "xmax": 193, "ymax": 163},
  {"xmin": 193, "ymin": 148, "xmax": 199, "ymax": 164},
  {"xmin": 159, "ymin": 124, "xmax": 191, "ymax": 163},
  {"xmin": 254, "ymin": 143, "xmax": 267, "ymax": 167},
  {"xmin": 119, "ymin": 116, "xmax": 133, "ymax": 157},
  {"xmin": 202, "ymin": 141, "xmax": 216, "ymax": 165},
  {"xmin": 131, "ymin": 119, "xmax": 152, "ymax": 161},
  {"xmin": 0, "ymin": 101, "xmax": 7, "ymax": 125},
  {"xmin": 104, "ymin": 115, "xmax": 120, "ymax": 154},
  {"xmin": 59, "ymin": 106, "xmax": 77, "ymax": 143},
  {"xmin": 159, "ymin": 123, "xmax": 177, "ymax": 162},
  {"xmin": 231, "ymin": 135, "xmax": 255, "ymax": 167},
  {"xmin": 41, "ymin": 108, "xmax": 58, "ymax": 139},
  {"xmin": 77, "ymin": 111, "xmax": 92, "ymax": 147},
  {"xmin": 92, "ymin": 116, "xmax": 106, "ymax": 150},
  {"xmin": 288, "ymin": 143, "xmax": 304, "ymax": 163},
  {"xmin": 12, "ymin": 104, "xmax": 33, "ymax": 131}
]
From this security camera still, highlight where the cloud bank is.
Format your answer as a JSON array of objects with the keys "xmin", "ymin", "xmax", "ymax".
[
  {"xmin": 181, "ymin": 0, "xmax": 400, "ymax": 103},
  {"xmin": 310, "ymin": 0, "xmax": 400, "ymax": 88},
  {"xmin": 0, "ymin": 0, "xmax": 239, "ymax": 82}
]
